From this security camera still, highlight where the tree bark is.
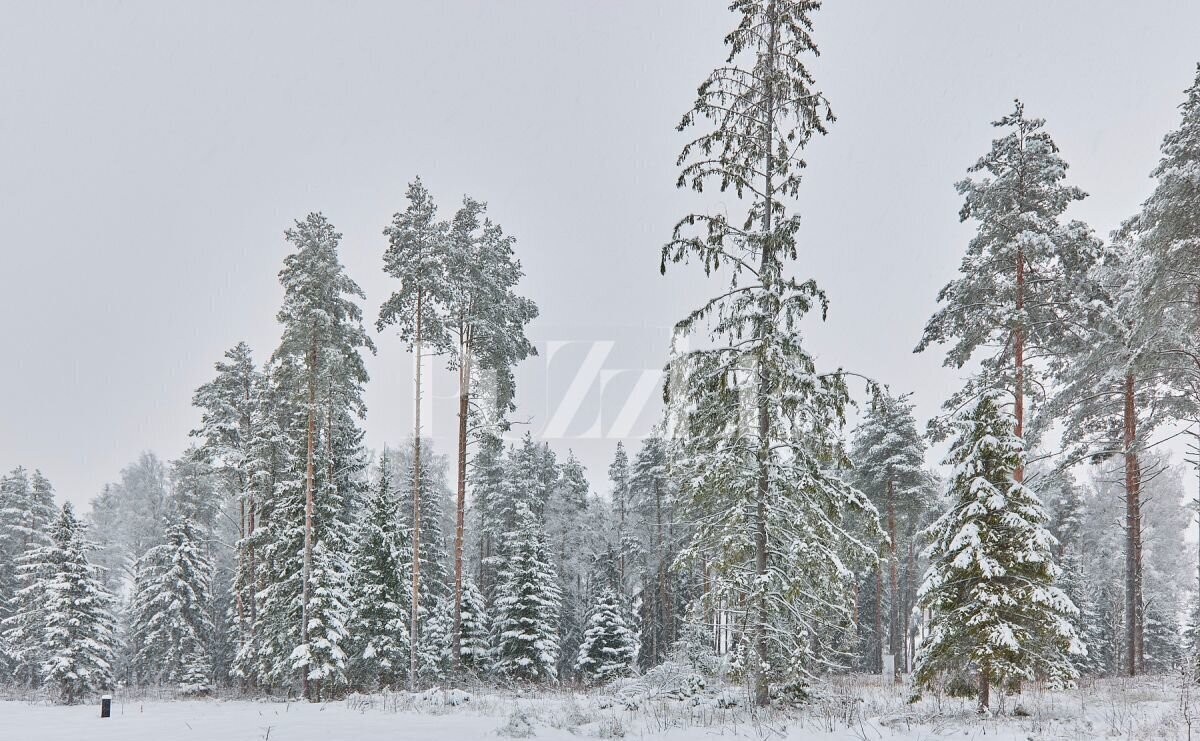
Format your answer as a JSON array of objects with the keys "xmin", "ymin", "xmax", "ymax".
[
  {"xmin": 410, "ymin": 289, "xmax": 423, "ymax": 692},
  {"xmin": 979, "ymin": 662, "xmax": 990, "ymax": 712},
  {"xmin": 452, "ymin": 329, "xmax": 471, "ymax": 666},
  {"xmin": 1014, "ymin": 244, "xmax": 1025, "ymax": 484},
  {"xmin": 1124, "ymin": 372, "xmax": 1141, "ymax": 677},
  {"xmin": 887, "ymin": 478, "xmax": 898, "ymax": 676},
  {"xmin": 751, "ymin": 0, "xmax": 778, "ymax": 709}
]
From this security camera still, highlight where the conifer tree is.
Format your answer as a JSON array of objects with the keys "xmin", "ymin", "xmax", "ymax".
[
  {"xmin": 661, "ymin": 0, "xmax": 880, "ymax": 704},
  {"xmin": 914, "ymin": 395, "xmax": 1082, "ymax": 711},
  {"xmin": 1046, "ymin": 245, "xmax": 1188, "ymax": 676},
  {"xmin": 378, "ymin": 177, "xmax": 453, "ymax": 689},
  {"xmin": 267, "ymin": 212, "xmax": 373, "ymax": 698},
  {"xmin": 470, "ymin": 431, "xmax": 507, "ymax": 599},
  {"xmin": 38, "ymin": 503, "xmax": 117, "ymax": 704},
  {"xmin": 442, "ymin": 196, "xmax": 538, "ymax": 661},
  {"xmin": 191, "ymin": 341, "xmax": 262, "ymax": 656},
  {"xmin": 607, "ymin": 443, "xmax": 632, "ymax": 596},
  {"xmin": 628, "ymin": 434, "xmax": 678, "ymax": 668},
  {"xmin": 347, "ymin": 454, "xmax": 411, "ymax": 689},
  {"xmin": 575, "ymin": 588, "xmax": 637, "ymax": 685},
  {"xmin": 457, "ymin": 578, "xmax": 491, "ymax": 673},
  {"xmin": 493, "ymin": 502, "xmax": 561, "ymax": 682},
  {"xmin": 849, "ymin": 390, "xmax": 935, "ymax": 673},
  {"xmin": 128, "ymin": 517, "xmax": 214, "ymax": 690},
  {"xmin": 916, "ymin": 101, "xmax": 1098, "ymax": 459}
]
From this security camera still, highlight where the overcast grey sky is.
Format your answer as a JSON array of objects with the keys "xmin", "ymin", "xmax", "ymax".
[{"xmin": 2, "ymin": 1, "xmax": 1199, "ymax": 508}]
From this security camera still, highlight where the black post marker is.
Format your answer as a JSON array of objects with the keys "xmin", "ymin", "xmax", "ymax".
[{"xmin": 100, "ymin": 695, "xmax": 111, "ymax": 718}]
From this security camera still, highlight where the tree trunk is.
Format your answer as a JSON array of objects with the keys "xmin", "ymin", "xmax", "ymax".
[
  {"xmin": 453, "ymin": 330, "xmax": 471, "ymax": 666},
  {"xmin": 887, "ymin": 478, "xmax": 898, "ymax": 676},
  {"xmin": 410, "ymin": 289, "xmax": 423, "ymax": 692},
  {"xmin": 1124, "ymin": 372, "xmax": 1141, "ymax": 677},
  {"xmin": 1014, "ymin": 244, "xmax": 1025, "ymax": 484},
  {"xmin": 301, "ymin": 339, "xmax": 316, "ymax": 701},
  {"xmin": 750, "ymin": 1, "xmax": 779, "ymax": 709},
  {"xmin": 874, "ymin": 566, "xmax": 883, "ymax": 673}
]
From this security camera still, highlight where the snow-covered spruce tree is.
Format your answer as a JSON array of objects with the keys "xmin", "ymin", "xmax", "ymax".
[
  {"xmin": 346, "ymin": 453, "xmax": 411, "ymax": 690},
  {"xmin": 916, "ymin": 101, "xmax": 1099, "ymax": 455},
  {"xmin": 607, "ymin": 443, "xmax": 633, "ymax": 597},
  {"xmin": 849, "ymin": 390, "xmax": 936, "ymax": 674},
  {"xmin": 38, "ymin": 503, "xmax": 117, "ymax": 704},
  {"xmin": 87, "ymin": 452, "xmax": 172, "ymax": 593},
  {"xmin": 575, "ymin": 588, "xmax": 637, "ymax": 685},
  {"xmin": 128, "ymin": 517, "xmax": 214, "ymax": 691},
  {"xmin": 0, "ymin": 467, "xmax": 56, "ymax": 647},
  {"xmin": 457, "ymin": 578, "xmax": 491, "ymax": 673},
  {"xmin": 378, "ymin": 177, "xmax": 454, "ymax": 689},
  {"xmin": 493, "ymin": 502, "xmax": 561, "ymax": 682},
  {"xmin": 262, "ymin": 212, "xmax": 373, "ymax": 699},
  {"xmin": 1044, "ymin": 243, "xmax": 1189, "ymax": 677},
  {"xmin": 441, "ymin": 196, "xmax": 538, "ymax": 663},
  {"xmin": 662, "ymin": 0, "xmax": 878, "ymax": 703},
  {"xmin": 470, "ymin": 430, "xmax": 507, "ymax": 600},
  {"xmin": 191, "ymin": 341, "xmax": 262, "ymax": 665},
  {"xmin": 545, "ymin": 450, "xmax": 596, "ymax": 680},
  {"xmin": 914, "ymin": 395, "xmax": 1082, "ymax": 711}
]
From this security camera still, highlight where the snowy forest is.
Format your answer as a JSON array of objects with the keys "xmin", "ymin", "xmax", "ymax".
[{"xmin": 5, "ymin": 1, "xmax": 1200, "ymax": 739}]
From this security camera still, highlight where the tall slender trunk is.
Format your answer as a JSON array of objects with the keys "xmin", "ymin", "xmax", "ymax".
[
  {"xmin": 1124, "ymin": 372, "xmax": 1141, "ymax": 677},
  {"xmin": 410, "ymin": 289, "xmax": 423, "ymax": 692},
  {"xmin": 453, "ymin": 327, "xmax": 472, "ymax": 665},
  {"xmin": 751, "ymin": 2, "xmax": 778, "ymax": 709},
  {"xmin": 1014, "ymin": 245, "xmax": 1025, "ymax": 483},
  {"xmin": 874, "ymin": 567, "xmax": 883, "ymax": 673},
  {"xmin": 301, "ymin": 339, "xmax": 316, "ymax": 701},
  {"xmin": 904, "ymin": 541, "xmax": 914, "ymax": 673},
  {"xmin": 887, "ymin": 478, "xmax": 898, "ymax": 674}
]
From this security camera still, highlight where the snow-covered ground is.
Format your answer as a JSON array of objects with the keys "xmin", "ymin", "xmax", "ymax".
[{"xmin": 2, "ymin": 675, "xmax": 1198, "ymax": 740}]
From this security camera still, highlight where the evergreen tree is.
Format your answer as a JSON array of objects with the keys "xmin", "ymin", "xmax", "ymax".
[
  {"xmin": 916, "ymin": 101, "xmax": 1099, "ymax": 453},
  {"xmin": 914, "ymin": 395, "xmax": 1082, "ymax": 711},
  {"xmin": 628, "ymin": 434, "xmax": 679, "ymax": 668},
  {"xmin": 470, "ymin": 431, "xmax": 507, "ymax": 600},
  {"xmin": 849, "ymin": 390, "xmax": 935, "ymax": 673},
  {"xmin": 661, "ymin": 0, "xmax": 878, "ymax": 703},
  {"xmin": 128, "ymin": 517, "xmax": 214, "ymax": 690},
  {"xmin": 378, "ymin": 177, "xmax": 453, "ymax": 689},
  {"xmin": 457, "ymin": 578, "xmax": 491, "ymax": 673},
  {"xmin": 441, "ymin": 195, "xmax": 538, "ymax": 662},
  {"xmin": 191, "ymin": 341, "xmax": 262, "ymax": 663},
  {"xmin": 39, "ymin": 503, "xmax": 117, "ymax": 704},
  {"xmin": 347, "ymin": 455, "xmax": 411, "ymax": 689},
  {"xmin": 607, "ymin": 443, "xmax": 633, "ymax": 597},
  {"xmin": 263, "ymin": 212, "xmax": 372, "ymax": 698},
  {"xmin": 575, "ymin": 588, "xmax": 637, "ymax": 685},
  {"xmin": 493, "ymin": 502, "xmax": 561, "ymax": 682}
]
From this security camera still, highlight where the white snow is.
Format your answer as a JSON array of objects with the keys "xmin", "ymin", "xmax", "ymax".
[{"xmin": 3, "ymin": 676, "xmax": 1197, "ymax": 741}]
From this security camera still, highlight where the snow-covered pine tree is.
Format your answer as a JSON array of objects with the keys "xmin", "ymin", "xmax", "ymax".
[
  {"xmin": 575, "ymin": 588, "xmax": 637, "ymax": 685},
  {"xmin": 264, "ymin": 212, "xmax": 373, "ymax": 699},
  {"xmin": 378, "ymin": 177, "xmax": 454, "ymax": 690},
  {"xmin": 457, "ymin": 578, "xmax": 491, "ymax": 674},
  {"xmin": 849, "ymin": 390, "xmax": 935, "ymax": 674},
  {"xmin": 347, "ymin": 453, "xmax": 411, "ymax": 690},
  {"xmin": 916, "ymin": 101, "xmax": 1098, "ymax": 457},
  {"xmin": 493, "ymin": 502, "xmax": 561, "ymax": 682},
  {"xmin": 128, "ymin": 517, "xmax": 214, "ymax": 691},
  {"xmin": 914, "ymin": 395, "xmax": 1082, "ymax": 711},
  {"xmin": 662, "ymin": 0, "xmax": 878, "ymax": 703},
  {"xmin": 39, "ymin": 503, "xmax": 117, "ymax": 704},
  {"xmin": 1045, "ymin": 242, "xmax": 1189, "ymax": 676},
  {"xmin": 442, "ymin": 195, "xmax": 538, "ymax": 663}
]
